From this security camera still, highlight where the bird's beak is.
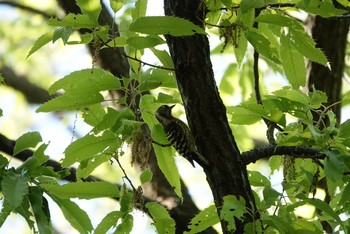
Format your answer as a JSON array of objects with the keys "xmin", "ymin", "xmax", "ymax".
[{"xmin": 170, "ymin": 105, "xmax": 175, "ymax": 109}]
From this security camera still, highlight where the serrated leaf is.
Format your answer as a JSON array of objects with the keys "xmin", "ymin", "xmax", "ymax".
[
  {"xmin": 28, "ymin": 187, "xmax": 52, "ymax": 234},
  {"xmin": 81, "ymin": 103, "xmax": 106, "ymax": 126},
  {"xmin": 324, "ymin": 152, "xmax": 345, "ymax": 182},
  {"xmin": 14, "ymin": 132, "xmax": 42, "ymax": 155},
  {"xmin": 220, "ymin": 195, "xmax": 246, "ymax": 231},
  {"xmin": 140, "ymin": 169, "xmax": 153, "ymax": 184},
  {"xmin": 157, "ymin": 92, "xmax": 181, "ymax": 104},
  {"xmin": 43, "ymin": 181, "xmax": 119, "ymax": 199},
  {"xmin": 297, "ymin": 0, "xmax": 348, "ymax": 17},
  {"xmin": 48, "ymin": 68, "xmax": 120, "ymax": 94},
  {"xmin": 27, "ymin": 31, "xmax": 54, "ymax": 58},
  {"xmin": 37, "ymin": 68, "xmax": 120, "ymax": 112},
  {"xmin": 234, "ymin": 33, "xmax": 247, "ymax": 68},
  {"xmin": 129, "ymin": 16, "xmax": 206, "ymax": 36},
  {"xmin": 150, "ymin": 48, "xmax": 174, "ymax": 68},
  {"xmin": 2, "ymin": 170, "xmax": 29, "ymax": 210},
  {"xmin": 95, "ymin": 211, "xmax": 123, "ymax": 234},
  {"xmin": 77, "ymin": 154, "xmax": 111, "ymax": 180},
  {"xmin": 280, "ymin": 34, "xmax": 306, "ymax": 88},
  {"xmin": 185, "ymin": 205, "xmax": 219, "ymax": 234},
  {"xmin": 240, "ymin": 0, "xmax": 264, "ymax": 13},
  {"xmin": 76, "ymin": 0, "xmax": 101, "ymax": 22},
  {"xmin": 146, "ymin": 202, "xmax": 175, "ymax": 234},
  {"xmin": 127, "ymin": 36, "xmax": 165, "ymax": 49},
  {"xmin": 227, "ymin": 106, "xmax": 262, "ymax": 125},
  {"xmin": 62, "ymin": 131, "xmax": 116, "ymax": 167},
  {"xmin": 53, "ymin": 27, "xmax": 73, "ymax": 44},
  {"xmin": 289, "ymin": 29, "xmax": 328, "ymax": 65},
  {"xmin": 50, "ymin": 196, "xmax": 93, "ymax": 234},
  {"xmin": 296, "ymin": 193, "xmax": 344, "ymax": 229},
  {"xmin": 245, "ymin": 29, "xmax": 280, "ymax": 63},
  {"xmin": 115, "ymin": 213, "xmax": 133, "ymax": 233},
  {"xmin": 152, "ymin": 124, "xmax": 182, "ymax": 199},
  {"xmin": 48, "ymin": 14, "xmax": 98, "ymax": 28},
  {"xmin": 248, "ymin": 170, "xmax": 271, "ymax": 187},
  {"xmin": 37, "ymin": 92, "xmax": 104, "ymax": 112},
  {"xmin": 109, "ymin": 0, "xmax": 124, "ymax": 13},
  {"xmin": 132, "ymin": 0, "xmax": 148, "ymax": 18},
  {"xmin": 255, "ymin": 13, "xmax": 304, "ymax": 31}
]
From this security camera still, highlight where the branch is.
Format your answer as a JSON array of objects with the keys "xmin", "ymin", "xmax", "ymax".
[
  {"xmin": 0, "ymin": 65, "xmax": 56, "ymax": 104},
  {"xmin": 242, "ymin": 145, "xmax": 325, "ymax": 165},
  {"xmin": 0, "ymin": 1, "xmax": 54, "ymax": 18}
]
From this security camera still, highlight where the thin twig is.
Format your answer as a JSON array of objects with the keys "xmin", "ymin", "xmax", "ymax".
[
  {"xmin": 152, "ymin": 139, "xmax": 172, "ymax": 147},
  {"xmin": 121, "ymin": 53, "xmax": 175, "ymax": 71},
  {"xmin": 115, "ymin": 156, "xmax": 137, "ymax": 191}
]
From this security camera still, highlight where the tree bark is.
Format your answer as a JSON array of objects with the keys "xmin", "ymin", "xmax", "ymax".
[{"xmin": 164, "ymin": 0, "xmax": 258, "ymax": 233}]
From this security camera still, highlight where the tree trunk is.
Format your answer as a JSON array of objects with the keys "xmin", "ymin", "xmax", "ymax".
[{"xmin": 164, "ymin": 0, "xmax": 258, "ymax": 232}]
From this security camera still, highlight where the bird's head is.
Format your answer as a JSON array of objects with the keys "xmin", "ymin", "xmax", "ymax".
[{"xmin": 155, "ymin": 105, "xmax": 175, "ymax": 121}]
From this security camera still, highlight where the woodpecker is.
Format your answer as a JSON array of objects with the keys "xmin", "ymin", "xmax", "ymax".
[{"xmin": 155, "ymin": 105, "xmax": 208, "ymax": 168}]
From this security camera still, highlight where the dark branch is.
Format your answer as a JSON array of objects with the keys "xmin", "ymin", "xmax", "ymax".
[
  {"xmin": 242, "ymin": 145, "xmax": 325, "ymax": 164},
  {"xmin": 0, "ymin": 1, "xmax": 54, "ymax": 18}
]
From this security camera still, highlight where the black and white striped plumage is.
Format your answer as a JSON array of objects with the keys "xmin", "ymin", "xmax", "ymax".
[{"xmin": 155, "ymin": 105, "xmax": 207, "ymax": 167}]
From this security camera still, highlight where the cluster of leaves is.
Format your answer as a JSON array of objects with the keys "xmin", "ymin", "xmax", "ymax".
[{"xmin": 0, "ymin": 0, "xmax": 349, "ymax": 233}]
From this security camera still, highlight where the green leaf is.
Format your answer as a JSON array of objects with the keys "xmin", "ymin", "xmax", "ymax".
[
  {"xmin": 297, "ymin": 0, "xmax": 348, "ymax": 17},
  {"xmin": 141, "ymin": 69, "xmax": 176, "ymax": 88},
  {"xmin": 146, "ymin": 202, "xmax": 176, "ymax": 234},
  {"xmin": 280, "ymin": 34, "xmax": 306, "ymax": 88},
  {"xmin": 48, "ymin": 14, "xmax": 98, "ymax": 28},
  {"xmin": 43, "ymin": 181, "xmax": 119, "ymax": 199},
  {"xmin": 240, "ymin": 0, "xmax": 264, "ymax": 13},
  {"xmin": 127, "ymin": 35, "xmax": 165, "ymax": 49},
  {"xmin": 269, "ymin": 156, "xmax": 282, "ymax": 173},
  {"xmin": 152, "ymin": 125, "xmax": 182, "ymax": 199},
  {"xmin": 262, "ymin": 215, "xmax": 294, "ymax": 232},
  {"xmin": 289, "ymin": 29, "xmax": 328, "ymax": 65},
  {"xmin": 157, "ymin": 92, "xmax": 181, "ymax": 104},
  {"xmin": 53, "ymin": 27, "xmax": 73, "ymax": 44},
  {"xmin": 119, "ymin": 185, "xmax": 133, "ymax": 214},
  {"xmin": 50, "ymin": 196, "xmax": 93, "ymax": 234},
  {"xmin": 95, "ymin": 211, "xmax": 123, "ymax": 234},
  {"xmin": 324, "ymin": 151, "xmax": 345, "ymax": 182},
  {"xmin": 37, "ymin": 68, "xmax": 120, "ymax": 112},
  {"xmin": 2, "ymin": 170, "xmax": 29, "ymax": 210},
  {"xmin": 248, "ymin": 170, "xmax": 271, "ymax": 187},
  {"xmin": 132, "ymin": 0, "xmax": 148, "ymax": 19},
  {"xmin": 185, "ymin": 204, "xmax": 219, "ymax": 234},
  {"xmin": 76, "ymin": 0, "xmax": 102, "ymax": 22},
  {"xmin": 48, "ymin": 68, "xmax": 120, "ymax": 94},
  {"xmin": 227, "ymin": 106, "xmax": 262, "ymax": 125},
  {"xmin": 140, "ymin": 169, "xmax": 153, "ymax": 184},
  {"xmin": 28, "ymin": 187, "xmax": 52, "ymax": 234},
  {"xmin": 77, "ymin": 154, "xmax": 111, "ymax": 180},
  {"xmin": 62, "ymin": 131, "xmax": 116, "ymax": 167},
  {"xmin": 27, "ymin": 31, "xmax": 54, "ymax": 58},
  {"xmin": 255, "ymin": 13, "xmax": 304, "ymax": 31},
  {"xmin": 109, "ymin": 0, "xmax": 124, "ymax": 13},
  {"xmin": 92, "ymin": 107, "xmax": 121, "ymax": 133},
  {"xmin": 129, "ymin": 16, "xmax": 206, "ymax": 36},
  {"xmin": 14, "ymin": 131, "xmax": 42, "ymax": 155},
  {"xmin": 81, "ymin": 104, "xmax": 106, "ymax": 126},
  {"xmin": 37, "ymin": 92, "xmax": 104, "ymax": 112},
  {"xmin": 220, "ymin": 195, "xmax": 246, "ymax": 231},
  {"xmin": 115, "ymin": 213, "xmax": 133, "ymax": 233},
  {"xmin": 339, "ymin": 119, "xmax": 350, "ymax": 147},
  {"xmin": 245, "ymin": 28, "xmax": 280, "ymax": 63},
  {"xmin": 234, "ymin": 33, "xmax": 248, "ymax": 68},
  {"xmin": 150, "ymin": 48, "xmax": 174, "ymax": 68},
  {"xmin": 296, "ymin": 193, "xmax": 344, "ymax": 229}
]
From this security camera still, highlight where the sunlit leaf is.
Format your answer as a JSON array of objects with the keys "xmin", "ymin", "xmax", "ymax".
[
  {"xmin": 129, "ymin": 16, "xmax": 206, "ymax": 36},
  {"xmin": 146, "ymin": 202, "xmax": 175, "ymax": 234},
  {"xmin": 185, "ymin": 205, "xmax": 219, "ymax": 234},
  {"xmin": 14, "ymin": 131, "xmax": 42, "ymax": 155},
  {"xmin": 43, "ymin": 182, "xmax": 119, "ymax": 199}
]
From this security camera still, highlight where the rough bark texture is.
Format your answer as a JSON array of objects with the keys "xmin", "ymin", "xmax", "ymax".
[
  {"xmin": 164, "ymin": 0, "xmax": 258, "ymax": 233},
  {"xmin": 308, "ymin": 16, "xmax": 350, "ymax": 123}
]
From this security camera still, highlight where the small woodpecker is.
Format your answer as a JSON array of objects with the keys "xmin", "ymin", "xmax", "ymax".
[{"xmin": 155, "ymin": 105, "xmax": 208, "ymax": 167}]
